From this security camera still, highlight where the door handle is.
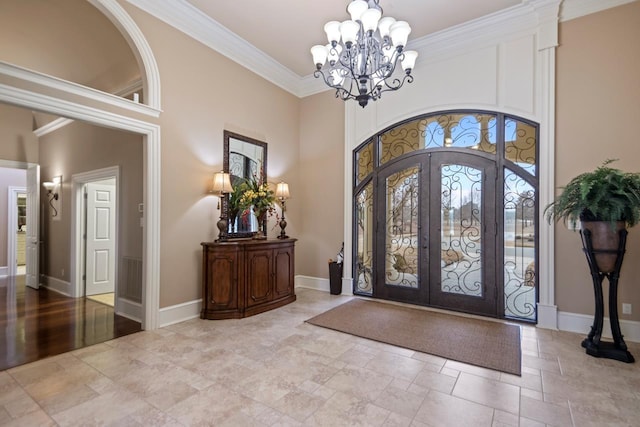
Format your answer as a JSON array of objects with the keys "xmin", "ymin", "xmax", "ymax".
[{"xmin": 422, "ymin": 235, "xmax": 428, "ymax": 249}]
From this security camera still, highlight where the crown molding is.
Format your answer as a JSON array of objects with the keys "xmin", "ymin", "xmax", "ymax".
[
  {"xmin": 125, "ymin": 0, "xmax": 301, "ymax": 97},
  {"xmin": 126, "ymin": 0, "xmax": 634, "ymax": 99},
  {"xmin": 113, "ymin": 78, "xmax": 144, "ymax": 97},
  {"xmin": 33, "ymin": 117, "xmax": 74, "ymax": 138},
  {"xmin": 559, "ymin": 0, "xmax": 638, "ymax": 22}
]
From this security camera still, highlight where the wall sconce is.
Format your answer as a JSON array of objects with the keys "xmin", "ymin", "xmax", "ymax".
[
  {"xmin": 212, "ymin": 171, "xmax": 232, "ymax": 242},
  {"xmin": 276, "ymin": 181, "xmax": 290, "ymax": 239},
  {"xmin": 42, "ymin": 175, "xmax": 61, "ymax": 218}
]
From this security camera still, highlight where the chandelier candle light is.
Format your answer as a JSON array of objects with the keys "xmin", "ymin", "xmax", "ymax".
[{"xmin": 311, "ymin": 0, "xmax": 418, "ymax": 108}]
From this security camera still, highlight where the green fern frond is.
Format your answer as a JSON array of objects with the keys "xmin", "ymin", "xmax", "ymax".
[{"xmin": 544, "ymin": 160, "xmax": 640, "ymax": 229}]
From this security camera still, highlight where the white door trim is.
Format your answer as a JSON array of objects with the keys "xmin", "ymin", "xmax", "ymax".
[
  {"xmin": 0, "ymin": 0, "xmax": 160, "ymax": 329},
  {"xmin": 0, "ymin": 83, "xmax": 161, "ymax": 330},
  {"xmin": 71, "ymin": 167, "xmax": 120, "ymax": 302},
  {"xmin": 6, "ymin": 186, "xmax": 26, "ymax": 277}
]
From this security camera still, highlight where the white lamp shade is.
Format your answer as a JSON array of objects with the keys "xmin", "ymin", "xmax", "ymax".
[
  {"xmin": 326, "ymin": 43, "xmax": 343, "ymax": 64},
  {"xmin": 401, "ymin": 50, "xmax": 418, "ymax": 71},
  {"xmin": 43, "ymin": 182, "xmax": 55, "ymax": 191},
  {"xmin": 324, "ymin": 21, "xmax": 341, "ymax": 45},
  {"xmin": 347, "ymin": 0, "xmax": 368, "ymax": 21},
  {"xmin": 276, "ymin": 182, "xmax": 290, "ymax": 199},
  {"xmin": 389, "ymin": 21, "xmax": 411, "ymax": 48},
  {"xmin": 340, "ymin": 20, "xmax": 360, "ymax": 46},
  {"xmin": 360, "ymin": 8, "xmax": 381, "ymax": 33},
  {"xmin": 378, "ymin": 16, "xmax": 396, "ymax": 38},
  {"xmin": 311, "ymin": 45, "xmax": 328, "ymax": 67},
  {"xmin": 330, "ymin": 69, "xmax": 345, "ymax": 86},
  {"xmin": 212, "ymin": 172, "xmax": 232, "ymax": 194}
]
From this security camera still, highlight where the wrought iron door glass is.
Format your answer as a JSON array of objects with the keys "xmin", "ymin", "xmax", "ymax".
[
  {"xmin": 353, "ymin": 111, "xmax": 539, "ymax": 322},
  {"xmin": 504, "ymin": 119, "xmax": 536, "ymax": 175},
  {"xmin": 440, "ymin": 164, "xmax": 483, "ymax": 297},
  {"xmin": 355, "ymin": 181, "xmax": 374, "ymax": 295},
  {"xmin": 356, "ymin": 139, "xmax": 374, "ymax": 185},
  {"xmin": 379, "ymin": 113, "xmax": 497, "ymax": 165},
  {"xmin": 385, "ymin": 167, "xmax": 420, "ymax": 288},
  {"xmin": 503, "ymin": 169, "xmax": 536, "ymax": 320}
]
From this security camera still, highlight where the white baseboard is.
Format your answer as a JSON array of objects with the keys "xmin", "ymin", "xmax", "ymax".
[
  {"xmin": 341, "ymin": 277, "xmax": 354, "ymax": 296},
  {"xmin": 159, "ymin": 299, "xmax": 202, "ymax": 328},
  {"xmin": 117, "ymin": 297, "xmax": 142, "ymax": 323},
  {"xmin": 536, "ymin": 303, "xmax": 558, "ymax": 330},
  {"xmin": 43, "ymin": 276, "xmax": 72, "ymax": 296},
  {"xmin": 149, "ymin": 274, "xmax": 640, "ymax": 344},
  {"xmin": 558, "ymin": 311, "xmax": 640, "ymax": 343},
  {"xmin": 295, "ymin": 275, "xmax": 330, "ymax": 292},
  {"xmin": 0, "ymin": 266, "xmax": 7, "ymax": 277}
]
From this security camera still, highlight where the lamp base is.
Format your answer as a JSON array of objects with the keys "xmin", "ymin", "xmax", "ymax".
[
  {"xmin": 278, "ymin": 218, "xmax": 288, "ymax": 239},
  {"xmin": 215, "ymin": 217, "xmax": 227, "ymax": 242}
]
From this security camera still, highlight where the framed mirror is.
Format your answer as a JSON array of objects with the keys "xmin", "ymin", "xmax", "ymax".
[{"xmin": 223, "ymin": 130, "xmax": 268, "ymax": 238}]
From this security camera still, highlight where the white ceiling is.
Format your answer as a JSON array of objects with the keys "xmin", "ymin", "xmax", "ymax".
[{"xmin": 186, "ymin": 0, "xmax": 522, "ymax": 77}]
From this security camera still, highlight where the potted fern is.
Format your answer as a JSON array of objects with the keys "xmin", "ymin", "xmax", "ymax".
[
  {"xmin": 545, "ymin": 159, "xmax": 640, "ymax": 272},
  {"xmin": 545, "ymin": 160, "xmax": 640, "ymax": 363}
]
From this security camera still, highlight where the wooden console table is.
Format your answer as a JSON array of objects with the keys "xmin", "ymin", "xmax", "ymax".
[{"xmin": 200, "ymin": 239, "xmax": 296, "ymax": 319}]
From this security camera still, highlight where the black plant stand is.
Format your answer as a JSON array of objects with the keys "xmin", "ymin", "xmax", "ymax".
[{"xmin": 580, "ymin": 228, "xmax": 634, "ymax": 363}]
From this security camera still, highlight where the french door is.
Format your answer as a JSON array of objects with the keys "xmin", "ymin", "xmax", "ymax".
[{"xmin": 374, "ymin": 152, "xmax": 497, "ymax": 316}]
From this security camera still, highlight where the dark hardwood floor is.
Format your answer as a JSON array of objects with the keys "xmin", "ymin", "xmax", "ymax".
[{"xmin": 0, "ymin": 274, "xmax": 141, "ymax": 371}]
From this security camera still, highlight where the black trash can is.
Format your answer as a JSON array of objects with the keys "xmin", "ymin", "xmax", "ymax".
[{"xmin": 329, "ymin": 261, "xmax": 343, "ymax": 295}]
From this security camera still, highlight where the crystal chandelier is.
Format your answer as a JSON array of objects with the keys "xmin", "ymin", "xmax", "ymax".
[{"xmin": 311, "ymin": 0, "xmax": 418, "ymax": 108}]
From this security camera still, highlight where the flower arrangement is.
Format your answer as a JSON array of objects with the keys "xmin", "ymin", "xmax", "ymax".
[{"xmin": 234, "ymin": 174, "xmax": 276, "ymax": 224}]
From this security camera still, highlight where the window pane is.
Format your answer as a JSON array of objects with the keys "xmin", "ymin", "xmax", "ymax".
[
  {"xmin": 355, "ymin": 181, "xmax": 373, "ymax": 294},
  {"xmin": 356, "ymin": 140, "xmax": 374, "ymax": 185},
  {"xmin": 440, "ymin": 164, "xmax": 483, "ymax": 296},
  {"xmin": 385, "ymin": 167, "xmax": 420, "ymax": 288},
  {"xmin": 447, "ymin": 114, "xmax": 496, "ymax": 153},
  {"xmin": 505, "ymin": 118, "xmax": 536, "ymax": 175},
  {"xmin": 379, "ymin": 113, "xmax": 497, "ymax": 166},
  {"xmin": 504, "ymin": 169, "xmax": 536, "ymax": 320},
  {"xmin": 379, "ymin": 119, "xmax": 424, "ymax": 165}
]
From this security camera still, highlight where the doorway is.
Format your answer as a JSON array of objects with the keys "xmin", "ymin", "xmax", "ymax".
[
  {"xmin": 375, "ymin": 152, "xmax": 497, "ymax": 315},
  {"xmin": 4, "ymin": 163, "xmax": 38, "ymax": 285},
  {"xmin": 354, "ymin": 111, "xmax": 539, "ymax": 321},
  {"xmin": 7, "ymin": 185, "xmax": 26, "ymax": 277},
  {"xmin": 84, "ymin": 178, "xmax": 117, "ymax": 307},
  {"xmin": 72, "ymin": 167, "xmax": 119, "ymax": 309}
]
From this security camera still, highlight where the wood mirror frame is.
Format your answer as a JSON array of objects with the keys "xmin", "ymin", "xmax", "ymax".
[{"xmin": 223, "ymin": 130, "xmax": 268, "ymax": 239}]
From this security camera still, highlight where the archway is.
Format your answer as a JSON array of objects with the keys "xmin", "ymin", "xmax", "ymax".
[
  {"xmin": 353, "ymin": 111, "xmax": 538, "ymax": 321},
  {"xmin": 0, "ymin": 0, "xmax": 161, "ymax": 329}
]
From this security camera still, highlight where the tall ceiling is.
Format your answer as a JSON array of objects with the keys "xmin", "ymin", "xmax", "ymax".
[{"xmin": 186, "ymin": 0, "xmax": 522, "ymax": 76}]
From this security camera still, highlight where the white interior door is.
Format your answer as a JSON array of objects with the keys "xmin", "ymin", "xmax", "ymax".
[
  {"xmin": 85, "ymin": 180, "xmax": 116, "ymax": 296},
  {"xmin": 26, "ymin": 165, "xmax": 39, "ymax": 289}
]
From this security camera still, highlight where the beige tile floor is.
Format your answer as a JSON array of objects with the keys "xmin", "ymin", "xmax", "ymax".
[{"xmin": 1, "ymin": 288, "xmax": 639, "ymax": 426}]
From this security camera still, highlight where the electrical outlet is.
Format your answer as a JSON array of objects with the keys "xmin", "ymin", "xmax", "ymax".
[
  {"xmin": 622, "ymin": 303, "xmax": 632, "ymax": 315},
  {"xmin": 61, "ymin": 268, "xmax": 65, "ymax": 277}
]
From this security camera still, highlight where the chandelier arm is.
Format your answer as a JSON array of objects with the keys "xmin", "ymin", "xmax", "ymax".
[
  {"xmin": 314, "ymin": 69, "xmax": 342, "ymax": 89},
  {"xmin": 379, "ymin": 74, "xmax": 414, "ymax": 94}
]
